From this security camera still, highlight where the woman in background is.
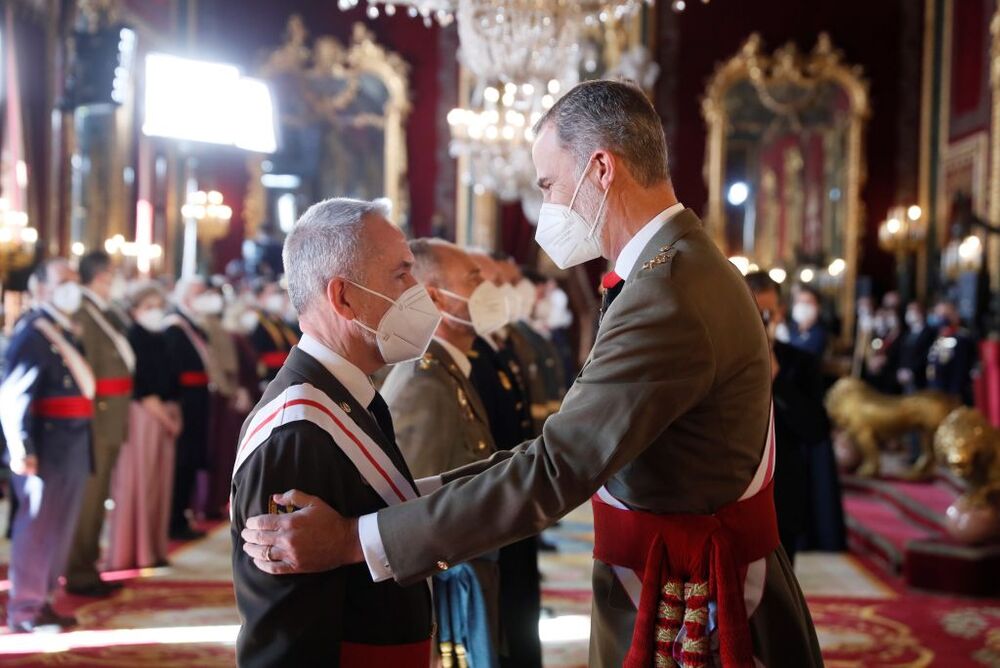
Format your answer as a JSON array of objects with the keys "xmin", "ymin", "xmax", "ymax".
[{"xmin": 106, "ymin": 282, "xmax": 182, "ymax": 570}]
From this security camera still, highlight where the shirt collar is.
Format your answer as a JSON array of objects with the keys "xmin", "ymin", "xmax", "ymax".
[
  {"xmin": 614, "ymin": 202, "xmax": 686, "ymax": 279},
  {"xmin": 81, "ymin": 287, "xmax": 108, "ymax": 311},
  {"xmin": 298, "ymin": 333, "xmax": 376, "ymax": 407},
  {"xmin": 39, "ymin": 303, "xmax": 75, "ymax": 332},
  {"xmin": 434, "ymin": 337, "xmax": 472, "ymax": 378}
]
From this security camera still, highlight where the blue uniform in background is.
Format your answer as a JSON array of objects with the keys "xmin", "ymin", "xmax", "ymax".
[{"xmin": 0, "ymin": 305, "xmax": 93, "ymax": 628}]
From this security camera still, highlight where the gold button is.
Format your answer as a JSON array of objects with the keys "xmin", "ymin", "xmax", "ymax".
[
  {"xmin": 64, "ymin": 377, "xmax": 72, "ymax": 388},
  {"xmin": 98, "ymin": 401, "xmax": 108, "ymax": 411},
  {"xmin": 436, "ymin": 560, "xmax": 449, "ymax": 571},
  {"xmin": 476, "ymin": 440, "xmax": 486, "ymax": 452}
]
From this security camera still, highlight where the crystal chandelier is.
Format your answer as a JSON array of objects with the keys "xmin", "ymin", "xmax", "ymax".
[
  {"xmin": 448, "ymin": 80, "xmax": 561, "ymax": 201},
  {"xmin": 337, "ymin": 0, "xmax": 655, "ymax": 28}
]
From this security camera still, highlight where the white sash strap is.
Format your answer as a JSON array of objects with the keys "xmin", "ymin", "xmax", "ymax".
[
  {"xmin": 83, "ymin": 302, "xmax": 136, "ymax": 373},
  {"xmin": 34, "ymin": 319, "xmax": 96, "ymax": 399},
  {"xmin": 595, "ymin": 402, "xmax": 777, "ymax": 613},
  {"xmin": 232, "ymin": 383, "xmax": 418, "ymax": 511},
  {"xmin": 163, "ymin": 313, "xmax": 211, "ymax": 370}
]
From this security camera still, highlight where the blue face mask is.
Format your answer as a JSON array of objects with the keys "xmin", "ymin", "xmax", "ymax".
[{"xmin": 926, "ymin": 314, "xmax": 945, "ymax": 329}]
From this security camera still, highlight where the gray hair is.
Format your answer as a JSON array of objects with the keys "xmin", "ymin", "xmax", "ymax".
[
  {"xmin": 283, "ymin": 197, "xmax": 390, "ymax": 314},
  {"xmin": 534, "ymin": 79, "xmax": 669, "ymax": 186}
]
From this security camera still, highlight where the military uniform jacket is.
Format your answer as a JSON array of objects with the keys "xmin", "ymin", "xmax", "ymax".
[
  {"xmin": 231, "ymin": 347, "xmax": 432, "ymax": 667},
  {"xmin": 250, "ymin": 311, "xmax": 299, "ymax": 384},
  {"xmin": 0, "ymin": 308, "xmax": 94, "ymax": 474},
  {"xmin": 381, "ymin": 339, "xmax": 495, "ymax": 477},
  {"xmin": 163, "ymin": 310, "xmax": 211, "ymax": 463},
  {"xmin": 468, "ymin": 336, "xmax": 533, "ymax": 450},
  {"xmin": 513, "ymin": 320, "xmax": 566, "ymax": 415},
  {"xmin": 373, "ymin": 210, "xmax": 822, "ymax": 667},
  {"xmin": 76, "ymin": 293, "xmax": 133, "ymax": 448}
]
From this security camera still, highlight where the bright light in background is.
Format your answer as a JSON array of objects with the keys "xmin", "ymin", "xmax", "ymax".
[
  {"xmin": 277, "ymin": 193, "xmax": 297, "ymax": 233},
  {"xmin": 71, "ymin": 242, "xmax": 85, "ymax": 256},
  {"xmin": 143, "ymin": 54, "xmax": 276, "ymax": 153},
  {"xmin": 538, "ymin": 615, "xmax": 590, "ymax": 643},
  {"xmin": 959, "ymin": 235, "xmax": 982, "ymax": 260},
  {"xmin": 0, "ymin": 625, "xmax": 240, "ymax": 656},
  {"xmin": 907, "ymin": 205, "xmax": 922, "ymax": 221},
  {"xmin": 800, "ymin": 268, "xmax": 815, "ymax": 283},
  {"xmin": 728, "ymin": 255, "xmax": 751, "ymax": 275},
  {"xmin": 828, "ymin": 258, "xmax": 846, "ymax": 277},
  {"xmin": 886, "ymin": 217, "xmax": 901, "ymax": 235},
  {"xmin": 769, "ymin": 267, "xmax": 787, "ymax": 284},
  {"xmin": 260, "ymin": 174, "xmax": 301, "ymax": 189},
  {"xmin": 727, "ymin": 181, "xmax": 749, "ymax": 206}
]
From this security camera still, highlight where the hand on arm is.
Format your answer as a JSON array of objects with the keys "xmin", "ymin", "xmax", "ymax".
[{"xmin": 241, "ymin": 489, "xmax": 363, "ymax": 574}]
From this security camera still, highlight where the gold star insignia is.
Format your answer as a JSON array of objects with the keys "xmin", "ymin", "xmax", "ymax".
[{"xmin": 641, "ymin": 245, "xmax": 677, "ymax": 272}]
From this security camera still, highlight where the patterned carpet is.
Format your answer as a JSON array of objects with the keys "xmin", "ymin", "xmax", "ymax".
[{"xmin": 0, "ymin": 504, "xmax": 999, "ymax": 666}]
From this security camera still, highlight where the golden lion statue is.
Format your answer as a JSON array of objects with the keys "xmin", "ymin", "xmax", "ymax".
[
  {"xmin": 934, "ymin": 407, "xmax": 1000, "ymax": 507},
  {"xmin": 825, "ymin": 377, "xmax": 959, "ymax": 478}
]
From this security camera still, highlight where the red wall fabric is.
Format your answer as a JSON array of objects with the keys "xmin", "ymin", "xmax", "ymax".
[{"xmin": 657, "ymin": 0, "xmax": 922, "ymax": 293}]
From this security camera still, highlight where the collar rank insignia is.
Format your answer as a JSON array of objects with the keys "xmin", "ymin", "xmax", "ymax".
[{"xmin": 641, "ymin": 244, "xmax": 677, "ymax": 275}]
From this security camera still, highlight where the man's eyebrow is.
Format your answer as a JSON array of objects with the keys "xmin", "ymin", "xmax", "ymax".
[{"xmin": 397, "ymin": 260, "xmax": 413, "ymax": 272}]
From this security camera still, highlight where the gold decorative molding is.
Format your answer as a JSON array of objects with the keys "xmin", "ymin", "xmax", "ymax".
[{"xmin": 702, "ymin": 33, "xmax": 870, "ymax": 346}]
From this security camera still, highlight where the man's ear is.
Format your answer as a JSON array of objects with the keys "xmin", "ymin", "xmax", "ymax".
[
  {"xmin": 425, "ymin": 284, "xmax": 446, "ymax": 310},
  {"xmin": 327, "ymin": 277, "xmax": 356, "ymax": 320},
  {"xmin": 593, "ymin": 150, "xmax": 616, "ymax": 191}
]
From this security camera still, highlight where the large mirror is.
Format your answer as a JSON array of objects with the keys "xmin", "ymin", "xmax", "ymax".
[
  {"xmin": 703, "ymin": 34, "xmax": 869, "ymax": 345},
  {"xmin": 245, "ymin": 17, "xmax": 411, "ymax": 264}
]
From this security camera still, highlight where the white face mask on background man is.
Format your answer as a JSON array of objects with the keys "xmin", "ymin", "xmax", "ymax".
[
  {"xmin": 792, "ymin": 302, "xmax": 819, "ymax": 329},
  {"xmin": 347, "ymin": 281, "xmax": 441, "ymax": 365},
  {"xmin": 514, "ymin": 279, "xmax": 537, "ymax": 321},
  {"xmin": 52, "ymin": 281, "xmax": 83, "ymax": 315},
  {"xmin": 263, "ymin": 293, "xmax": 286, "ymax": 316},
  {"xmin": 535, "ymin": 159, "xmax": 611, "ymax": 270},
  {"xmin": 192, "ymin": 292, "xmax": 225, "ymax": 317},
  {"xmin": 438, "ymin": 281, "xmax": 509, "ymax": 336}
]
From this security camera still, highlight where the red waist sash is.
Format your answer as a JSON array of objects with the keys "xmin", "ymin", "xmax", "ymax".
[
  {"xmin": 340, "ymin": 639, "xmax": 431, "ymax": 667},
  {"xmin": 179, "ymin": 371, "xmax": 209, "ymax": 388},
  {"xmin": 260, "ymin": 351, "xmax": 288, "ymax": 369},
  {"xmin": 96, "ymin": 376, "xmax": 134, "ymax": 397},
  {"xmin": 592, "ymin": 482, "xmax": 779, "ymax": 668},
  {"xmin": 31, "ymin": 396, "xmax": 95, "ymax": 419}
]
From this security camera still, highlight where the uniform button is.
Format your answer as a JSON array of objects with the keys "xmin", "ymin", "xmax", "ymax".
[
  {"xmin": 98, "ymin": 401, "xmax": 108, "ymax": 411},
  {"xmin": 63, "ymin": 377, "xmax": 72, "ymax": 388},
  {"xmin": 476, "ymin": 440, "xmax": 487, "ymax": 452},
  {"xmin": 436, "ymin": 560, "xmax": 449, "ymax": 571}
]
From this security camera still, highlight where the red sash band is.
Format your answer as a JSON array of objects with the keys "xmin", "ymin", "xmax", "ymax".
[
  {"xmin": 96, "ymin": 376, "xmax": 134, "ymax": 397},
  {"xmin": 260, "ymin": 351, "xmax": 288, "ymax": 369},
  {"xmin": 179, "ymin": 371, "xmax": 209, "ymax": 388},
  {"xmin": 592, "ymin": 482, "xmax": 779, "ymax": 668},
  {"xmin": 31, "ymin": 396, "xmax": 95, "ymax": 419},
  {"xmin": 339, "ymin": 639, "xmax": 431, "ymax": 667}
]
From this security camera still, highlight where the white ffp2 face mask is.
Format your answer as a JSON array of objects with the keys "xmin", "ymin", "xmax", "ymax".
[
  {"xmin": 439, "ymin": 281, "xmax": 509, "ymax": 336},
  {"xmin": 534, "ymin": 160, "xmax": 610, "ymax": 270},
  {"xmin": 192, "ymin": 292, "xmax": 225, "ymax": 316},
  {"xmin": 52, "ymin": 281, "xmax": 83, "ymax": 315},
  {"xmin": 136, "ymin": 307, "xmax": 166, "ymax": 332},
  {"xmin": 348, "ymin": 281, "xmax": 442, "ymax": 365},
  {"xmin": 514, "ymin": 278, "xmax": 537, "ymax": 321}
]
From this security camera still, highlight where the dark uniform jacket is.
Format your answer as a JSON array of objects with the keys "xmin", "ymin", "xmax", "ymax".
[
  {"xmin": 231, "ymin": 347, "xmax": 432, "ymax": 667},
  {"xmin": 468, "ymin": 336, "xmax": 533, "ymax": 450},
  {"xmin": 77, "ymin": 292, "xmax": 132, "ymax": 449},
  {"xmin": 164, "ymin": 310, "xmax": 211, "ymax": 468},
  {"xmin": 1, "ymin": 308, "xmax": 92, "ymax": 474},
  {"xmin": 249, "ymin": 310, "xmax": 299, "ymax": 386}
]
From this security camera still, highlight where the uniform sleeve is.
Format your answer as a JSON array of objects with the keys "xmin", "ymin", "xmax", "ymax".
[
  {"xmin": 0, "ymin": 330, "xmax": 48, "ymax": 460},
  {"xmin": 377, "ymin": 270, "xmax": 717, "ymax": 585},
  {"xmin": 232, "ymin": 424, "xmax": 347, "ymax": 666}
]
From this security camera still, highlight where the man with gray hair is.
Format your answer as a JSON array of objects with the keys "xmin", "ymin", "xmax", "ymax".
[
  {"xmin": 230, "ymin": 198, "xmax": 436, "ymax": 666},
  {"xmin": 242, "ymin": 81, "xmax": 821, "ymax": 666}
]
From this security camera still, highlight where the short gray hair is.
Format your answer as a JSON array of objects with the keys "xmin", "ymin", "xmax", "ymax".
[
  {"xmin": 534, "ymin": 79, "xmax": 669, "ymax": 186},
  {"xmin": 283, "ymin": 197, "xmax": 390, "ymax": 314}
]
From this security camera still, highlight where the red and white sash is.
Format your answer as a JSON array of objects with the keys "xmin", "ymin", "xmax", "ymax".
[
  {"xmin": 231, "ymin": 383, "xmax": 419, "ymax": 516},
  {"xmin": 34, "ymin": 318, "xmax": 96, "ymax": 399},
  {"xmin": 594, "ymin": 403, "xmax": 776, "ymax": 616},
  {"xmin": 83, "ymin": 301, "xmax": 136, "ymax": 372}
]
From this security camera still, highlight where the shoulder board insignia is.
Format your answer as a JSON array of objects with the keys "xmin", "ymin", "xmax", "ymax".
[
  {"xmin": 418, "ymin": 353, "xmax": 437, "ymax": 371},
  {"xmin": 641, "ymin": 244, "xmax": 677, "ymax": 273},
  {"xmin": 467, "ymin": 349, "xmax": 480, "ymax": 359}
]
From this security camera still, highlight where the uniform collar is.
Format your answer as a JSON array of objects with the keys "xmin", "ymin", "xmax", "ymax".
[
  {"xmin": 614, "ymin": 202, "xmax": 685, "ymax": 280},
  {"xmin": 434, "ymin": 336, "xmax": 472, "ymax": 378},
  {"xmin": 81, "ymin": 287, "xmax": 108, "ymax": 311},
  {"xmin": 39, "ymin": 303, "xmax": 75, "ymax": 332},
  {"xmin": 297, "ymin": 333, "xmax": 376, "ymax": 407}
]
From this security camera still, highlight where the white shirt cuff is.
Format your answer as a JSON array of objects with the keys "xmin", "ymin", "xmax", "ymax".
[
  {"xmin": 358, "ymin": 512, "xmax": 394, "ymax": 582},
  {"xmin": 415, "ymin": 475, "xmax": 443, "ymax": 496}
]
